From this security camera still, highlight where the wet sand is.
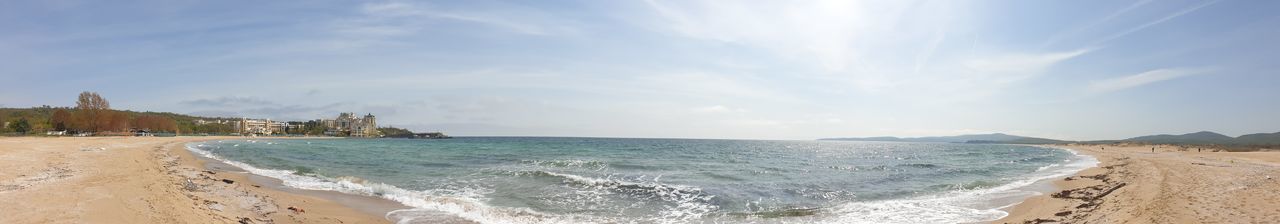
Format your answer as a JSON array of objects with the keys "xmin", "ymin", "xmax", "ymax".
[
  {"xmin": 0, "ymin": 136, "xmax": 395, "ymax": 224},
  {"xmin": 998, "ymin": 144, "xmax": 1280, "ymax": 223}
]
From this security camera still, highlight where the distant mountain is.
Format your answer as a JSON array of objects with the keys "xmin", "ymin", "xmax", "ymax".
[
  {"xmin": 819, "ymin": 133, "xmax": 1070, "ymax": 144},
  {"xmin": 1123, "ymin": 131, "xmax": 1235, "ymax": 144}
]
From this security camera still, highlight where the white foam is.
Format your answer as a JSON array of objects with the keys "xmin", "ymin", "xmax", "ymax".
[
  {"xmin": 818, "ymin": 145, "xmax": 1097, "ymax": 224},
  {"xmin": 531, "ymin": 171, "xmax": 717, "ymax": 223}
]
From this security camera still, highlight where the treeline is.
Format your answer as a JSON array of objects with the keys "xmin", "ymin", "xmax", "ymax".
[{"xmin": 1, "ymin": 92, "xmax": 233, "ymax": 135}]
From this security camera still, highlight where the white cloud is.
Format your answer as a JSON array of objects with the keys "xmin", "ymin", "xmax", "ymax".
[{"xmin": 1087, "ymin": 68, "xmax": 1208, "ymax": 95}]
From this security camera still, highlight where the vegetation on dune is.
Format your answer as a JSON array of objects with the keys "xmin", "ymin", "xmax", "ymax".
[{"xmin": 0, "ymin": 91, "xmax": 235, "ymax": 135}]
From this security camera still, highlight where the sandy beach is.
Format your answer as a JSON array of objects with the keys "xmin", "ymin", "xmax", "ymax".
[
  {"xmin": 0, "ymin": 137, "xmax": 395, "ymax": 224},
  {"xmin": 998, "ymin": 144, "xmax": 1280, "ymax": 223}
]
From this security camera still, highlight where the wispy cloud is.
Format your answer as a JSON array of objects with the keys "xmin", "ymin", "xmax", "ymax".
[
  {"xmin": 691, "ymin": 105, "xmax": 746, "ymax": 114},
  {"xmin": 180, "ymin": 96, "xmax": 277, "ymax": 107},
  {"xmin": 1041, "ymin": 0, "xmax": 1152, "ymax": 49},
  {"xmin": 1087, "ymin": 68, "xmax": 1210, "ymax": 95},
  {"xmin": 1092, "ymin": 0, "xmax": 1222, "ymax": 45},
  {"xmin": 963, "ymin": 49, "xmax": 1091, "ymax": 80},
  {"xmin": 353, "ymin": 2, "xmax": 578, "ymax": 36},
  {"xmin": 915, "ymin": 29, "xmax": 947, "ymax": 74}
]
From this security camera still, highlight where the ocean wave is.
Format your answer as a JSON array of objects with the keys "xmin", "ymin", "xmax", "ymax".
[
  {"xmin": 522, "ymin": 159, "xmax": 608, "ymax": 170},
  {"xmin": 508, "ymin": 170, "xmax": 719, "ymax": 222},
  {"xmin": 186, "ymin": 143, "xmax": 603, "ymax": 224}
]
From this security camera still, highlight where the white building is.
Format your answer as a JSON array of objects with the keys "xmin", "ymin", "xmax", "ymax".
[
  {"xmin": 233, "ymin": 118, "xmax": 274, "ymax": 135},
  {"xmin": 320, "ymin": 112, "xmax": 377, "ymax": 137}
]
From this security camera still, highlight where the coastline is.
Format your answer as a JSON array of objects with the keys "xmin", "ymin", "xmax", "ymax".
[
  {"xmin": 8, "ymin": 137, "xmax": 1280, "ymax": 223},
  {"xmin": 996, "ymin": 144, "xmax": 1280, "ymax": 223},
  {"xmin": 0, "ymin": 136, "xmax": 392, "ymax": 224}
]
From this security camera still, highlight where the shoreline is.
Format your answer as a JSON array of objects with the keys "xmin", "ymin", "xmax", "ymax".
[
  {"xmin": 185, "ymin": 139, "xmax": 483, "ymax": 224},
  {"xmin": 0, "ymin": 136, "xmax": 392, "ymax": 224},
  {"xmin": 181, "ymin": 139, "xmax": 413, "ymax": 221},
  {"xmin": 996, "ymin": 144, "xmax": 1280, "ymax": 223},
  {"xmin": 966, "ymin": 145, "xmax": 1099, "ymax": 223}
]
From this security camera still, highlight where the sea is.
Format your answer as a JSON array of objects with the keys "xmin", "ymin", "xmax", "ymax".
[{"xmin": 186, "ymin": 137, "xmax": 1096, "ymax": 224}]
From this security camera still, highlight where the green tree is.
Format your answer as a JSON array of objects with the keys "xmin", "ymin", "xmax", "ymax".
[
  {"xmin": 303, "ymin": 120, "xmax": 328, "ymax": 135},
  {"xmin": 8, "ymin": 118, "xmax": 31, "ymax": 134}
]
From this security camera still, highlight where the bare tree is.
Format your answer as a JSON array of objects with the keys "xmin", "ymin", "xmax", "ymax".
[
  {"xmin": 72, "ymin": 91, "xmax": 111, "ymax": 132},
  {"xmin": 76, "ymin": 92, "xmax": 110, "ymax": 110}
]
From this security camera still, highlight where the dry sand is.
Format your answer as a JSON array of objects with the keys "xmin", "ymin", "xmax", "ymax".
[
  {"xmin": 998, "ymin": 144, "xmax": 1280, "ymax": 223},
  {"xmin": 0, "ymin": 136, "xmax": 395, "ymax": 224}
]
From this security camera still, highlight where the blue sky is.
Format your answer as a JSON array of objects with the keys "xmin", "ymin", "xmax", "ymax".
[{"xmin": 2, "ymin": 0, "xmax": 1278, "ymax": 140}]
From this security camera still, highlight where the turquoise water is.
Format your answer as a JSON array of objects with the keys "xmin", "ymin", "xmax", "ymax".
[{"xmin": 186, "ymin": 137, "xmax": 1094, "ymax": 224}]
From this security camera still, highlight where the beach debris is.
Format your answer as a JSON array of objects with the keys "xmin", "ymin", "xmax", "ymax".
[
  {"xmin": 183, "ymin": 179, "xmax": 199, "ymax": 191},
  {"xmin": 203, "ymin": 200, "xmax": 224, "ymax": 211},
  {"xmin": 288, "ymin": 206, "xmax": 306, "ymax": 213},
  {"xmin": 1091, "ymin": 183, "xmax": 1125, "ymax": 200},
  {"xmin": 1191, "ymin": 162, "xmax": 1230, "ymax": 167},
  {"xmin": 252, "ymin": 184, "xmax": 261, "ymax": 188},
  {"xmin": 1023, "ymin": 218, "xmax": 1057, "ymax": 224},
  {"xmin": 221, "ymin": 179, "xmax": 235, "ymax": 184},
  {"xmin": 237, "ymin": 217, "xmax": 253, "ymax": 224},
  {"xmin": 1054, "ymin": 211, "xmax": 1072, "ymax": 216},
  {"xmin": 203, "ymin": 170, "xmax": 217, "ymax": 175}
]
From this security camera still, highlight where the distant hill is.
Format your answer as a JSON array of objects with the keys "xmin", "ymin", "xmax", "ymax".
[
  {"xmin": 819, "ymin": 133, "xmax": 1070, "ymax": 144},
  {"xmin": 1235, "ymin": 132, "xmax": 1280, "ymax": 145},
  {"xmin": 1122, "ymin": 131, "xmax": 1280, "ymax": 145}
]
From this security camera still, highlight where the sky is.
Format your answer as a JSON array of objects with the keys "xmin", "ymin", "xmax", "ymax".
[{"xmin": 2, "ymin": 0, "xmax": 1279, "ymax": 140}]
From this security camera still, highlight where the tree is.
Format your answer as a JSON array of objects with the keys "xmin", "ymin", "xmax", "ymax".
[
  {"xmin": 303, "ymin": 120, "xmax": 328, "ymax": 135},
  {"xmin": 8, "ymin": 118, "xmax": 31, "ymax": 134},
  {"xmin": 76, "ymin": 92, "xmax": 110, "ymax": 110},
  {"xmin": 0, "ymin": 112, "xmax": 8, "ymax": 133},
  {"xmin": 134, "ymin": 115, "xmax": 178, "ymax": 132},
  {"xmin": 72, "ymin": 91, "xmax": 110, "ymax": 132},
  {"xmin": 105, "ymin": 111, "xmax": 130, "ymax": 132},
  {"xmin": 50, "ymin": 109, "xmax": 71, "ymax": 131}
]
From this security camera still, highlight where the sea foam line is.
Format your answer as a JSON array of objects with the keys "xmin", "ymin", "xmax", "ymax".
[{"xmin": 185, "ymin": 142, "xmax": 597, "ymax": 224}]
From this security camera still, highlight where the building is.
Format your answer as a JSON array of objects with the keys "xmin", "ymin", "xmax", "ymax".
[
  {"xmin": 233, "ymin": 118, "xmax": 274, "ymax": 135},
  {"xmin": 320, "ymin": 112, "xmax": 377, "ymax": 137}
]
